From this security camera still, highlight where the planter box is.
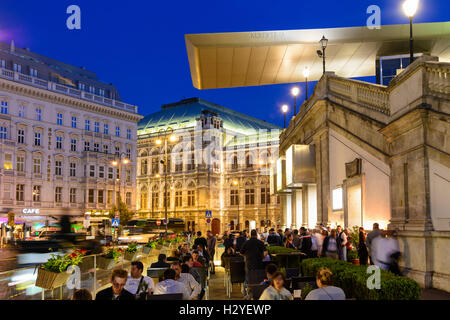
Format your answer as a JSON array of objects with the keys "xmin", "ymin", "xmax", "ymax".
[
  {"xmin": 124, "ymin": 251, "xmax": 138, "ymax": 261},
  {"xmin": 155, "ymin": 244, "xmax": 163, "ymax": 250},
  {"xmin": 97, "ymin": 256, "xmax": 117, "ymax": 270},
  {"xmin": 35, "ymin": 268, "xmax": 70, "ymax": 290},
  {"xmin": 351, "ymin": 259, "xmax": 360, "ymax": 266},
  {"xmin": 142, "ymin": 246, "xmax": 152, "ymax": 255}
]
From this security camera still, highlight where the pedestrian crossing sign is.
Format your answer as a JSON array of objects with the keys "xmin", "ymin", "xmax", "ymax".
[
  {"xmin": 111, "ymin": 219, "xmax": 120, "ymax": 228},
  {"xmin": 205, "ymin": 210, "xmax": 212, "ymax": 218}
]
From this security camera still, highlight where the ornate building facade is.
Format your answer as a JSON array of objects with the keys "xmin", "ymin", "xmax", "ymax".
[
  {"xmin": 0, "ymin": 41, "xmax": 142, "ymax": 232},
  {"xmin": 137, "ymin": 98, "xmax": 281, "ymax": 235}
]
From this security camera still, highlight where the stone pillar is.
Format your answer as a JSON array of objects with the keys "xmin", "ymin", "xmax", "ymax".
[
  {"xmin": 291, "ymin": 190, "xmax": 297, "ymax": 229},
  {"xmin": 302, "ymin": 184, "xmax": 309, "ymax": 227},
  {"xmin": 313, "ymin": 128, "xmax": 331, "ymax": 226}
]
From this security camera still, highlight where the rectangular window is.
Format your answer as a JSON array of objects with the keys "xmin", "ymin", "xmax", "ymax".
[
  {"xmin": 141, "ymin": 159, "xmax": 148, "ymax": 175},
  {"xmin": 57, "ymin": 113, "xmax": 63, "ymax": 126},
  {"xmin": 71, "ymin": 139, "xmax": 77, "ymax": 152},
  {"xmin": 70, "ymin": 188, "xmax": 76, "ymax": 203},
  {"xmin": 126, "ymin": 169, "xmax": 131, "ymax": 183},
  {"xmin": 99, "ymin": 166, "xmax": 104, "ymax": 178},
  {"xmin": 33, "ymin": 185, "xmax": 41, "ymax": 202},
  {"xmin": 89, "ymin": 86, "xmax": 95, "ymax": 94},
  {"xmin": 104, "ymin": 124, "xmax": 109, "ymax": 135},
  {"xmin": 30, "ymin": 68, "xmax": 38, "ymax": 77},
  {"xmin": 94, "ymin": 143, "xmax": 99, "ymax": 152},
  {"xmin": 175, "ymin": 191, "xmax": 182, "ymax": 207},
  {"xmin": 126, "ymin": 192, "xmax": 131, "ymax": 206},
  {"xmin": 56, "ymin": 136, "xmax": 63, "ymax": 149},
  {"xmin": 88, "ymin": 189, "xmax": 94, "ymax": 203},
  {"xmin": 115, "ymin": 146, "xmax": 120, "ymax": 157},
  {"xmin": 89, "ymin": 165, "xmax": 95, "ymax": 177},
  {"xmin": 230, "ymin": 190, "xmax": 239, "ymax": 206},
  {"xmin": 0, "ymin": 126, "xmax": 7, "ymax": 139},
  {"xmin": 17, "ymin": 129, "xmax": 25, "ymax": 144},
  {"xmin": 71, "ymin": 116, "xmax": 77, "ymax": 128},
  {"xmin": 16, "ymin": 155, "xmax": 24, "ymax": 172},
  {"xmin": 245, "ymin": 189, "xmax": 255, "ymax": 205},
  {"xmin": 13, "ymin": 63, "xmax": 22, "ymax": 73},
  {"xmin": 261, "ymin": 188, "xmax": 270, "ymax": 204},
  {"xmin": 16, "ymin": 184, "xmax": 25, "ymax": 201},
  {"xmin": 84, "ymin": 141, "xmax": 90, "ymax": 151},
  {"xmin": 152, "ymin": 191, "xmax": 159, "ymax": 209},
  {"xmin": 1, "ymin": 100, "xmax": 8, "ymax": 114},
  {"xmin": 332, "ymin": 187, "xmax": 343, "ymax": 211},
  {"xmin": 85, "ymin": 120, "xmax": 90, "ymax": 131},
  {"xmin": 187, "ymin": 154, "xmax": 195, "ymax": 171},
  {"xmin": 103, "ymin": 145, "xmax": 109, "ymax": 154},
  {"xmin": 55, "ymin": 187, "xmax": 62, "ymax": 203},
  {"xmin": 94, "ymin": 122, "xmax": 99, "ymax": 133},
  {"xmin": 0, "ymin": 59, "xmax": 5, "ymax": 68},
  {"xmin": 18, "ymin": 105, "xmax": 25, "ymax": 118},
  {"xmin": 98, "ymin": 190, "xmax": 104, "ymax": 204},
  {"xmin": 126, "ymin": 148, "xmax": 131, "ymax": 159},
  {"xmin": 99, "ymin": 89, "xmax": 105, "ymax": 97},
  {"xmin": 70, "ymin": 162, "xmax": 76, "ymax": 177},
  {"xmin": 108, "ymin": 167, "xmax": 113, "ymax": 179},
  {"xmin": 34, "ymin": 132, "xmax": 41, "ymax": 146},
  {"xmin": 35, "ymin": 108, "xmax": 42, "ymax": 121},
  {"xmin": 107, "ymin": 190, "xmax": 113, "ymax": 204},
  {"xmin": 187, "ymin": 190, "xmax": 195, "ymax": 206},
  {"xmin": 4, "ymin": 154, "xmax": 12, "ymax": 170},
  {"xmin": 55, "ymin": 160, "xmax": 62, "ymax": 176},
  {"xmin": 78, "ymin": 83, "xmax": 85, "ymax": 91},
  {"xmin": 127, "ymin": 129, "xmax": 131, "ymax": 140},
  {"xmin": 33, "ymin": 158, "xmax": 41, "ymax": 174},
  {"xmin": 115, "ymin": 126, "xmax": 120, "ymax": 137}
]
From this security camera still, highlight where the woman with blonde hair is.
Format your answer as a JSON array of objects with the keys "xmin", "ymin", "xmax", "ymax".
[{"xmin": 305, "ymin": 267, "xmax": 345, "ymax": 300}]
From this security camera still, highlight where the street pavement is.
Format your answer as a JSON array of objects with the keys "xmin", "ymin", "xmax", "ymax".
[{"xmin": 0, "ymin": 248, "xmax": 18, "ymax": 273}]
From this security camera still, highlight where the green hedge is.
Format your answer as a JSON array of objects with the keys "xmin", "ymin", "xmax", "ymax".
[
  {"xmin": 267, "ymin": 246, "xmax": 303, "ymax": 269},
  {"xmin": 301, "ymin": 258, "xmax": 421, "ymax": 300}
]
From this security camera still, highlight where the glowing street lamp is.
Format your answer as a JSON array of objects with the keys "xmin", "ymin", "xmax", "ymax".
[
  {"xmin": 282, "ymin": 104, "xmax": 288, "ymax": 128},
  {"xmin": 403, "ymin": 0, "xmax": 420, "ymax": 63},
  {"xmin": 317, "ymin": 35, "xmax": 328, "ymax": 74},
  {"xmin": 291, "ymin": 87, "xmax": 300, "ymax": 116},
  {"xmin": 303, "ymin": 67, "xmax": 310, "ymax": 100}
]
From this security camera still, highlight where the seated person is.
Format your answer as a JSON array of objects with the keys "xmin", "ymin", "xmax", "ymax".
[
  {"xmin": 95, "ymin": 269, "xmax": 135, "ymax": 300},
  {"xmin": 263, "ymin": 248, "xmax": 271, "ymax": 262},
  {"xmin": 305, "ymin": 267, "xmax": 345, "ymax": 300},
  {"xmin": 150, "ymin": 254, "xmax": 171, "ymax": 268},
  {"xmin": 196, "ymin": 244, "xmax": 210, "ymax": 264},
  {"xmin": 153, "ymin": 268, "xmax": 190, "ymax": 300},
  {"xmin": 191, "ymin": 251, "xmax": 204, "ymax": 267},
  {"xmin": 182, "ymin": 255, "xmax": 201, "ymax": 283},
  {"xmin": 221, "ymin": 246, "xmax": 238, "ymax": 267},
  {"xmin": 125, "ymin": 261, "xmax": 154, "ymax": 300},
  {"xmin": 260, "ymin": 263, "xmax": 278, "ymax": 286},
  {"xmin": 259, "ymin": 271, "xmax": 292, "ymax": 300},
  {"xmin": 171, "ymin": 261, "xmax": 201, "ymax": 300},
  {"xmin": 167, "ymin": 249, "xmax": 181, "ymax": 261}
]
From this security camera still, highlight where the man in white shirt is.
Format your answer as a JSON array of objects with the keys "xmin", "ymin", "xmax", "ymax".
[
  {"xmin": 171, "ymin": 261, "xmax": 201, "ymax": 300},
  {"xmin": 124, "ymin": 261, "xmax": 154, "ymax": 300},
  {"xmin": 153, "ymin": 269, "xmax": 190, "ymax": 300},
  {"xmin": 336, "ymin": 225, "xmax": 348, "ymax": 261},
  {"xmin": 262, "ymin": 228, "xmax": 269, "ymax": 241}
]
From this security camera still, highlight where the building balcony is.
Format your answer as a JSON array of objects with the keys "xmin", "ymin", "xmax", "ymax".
[{"xmin": 0, "ymin": 67, "xmax": 138, "ymax": 114}]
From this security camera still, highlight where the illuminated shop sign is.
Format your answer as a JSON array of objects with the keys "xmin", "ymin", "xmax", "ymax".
[{"xmin": 22, "ymin": 208, "xmax": 40, "ymax": 214}]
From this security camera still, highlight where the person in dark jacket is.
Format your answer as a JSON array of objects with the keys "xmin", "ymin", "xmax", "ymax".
[
  {"xmin": 235, "ymin": 231, "xmax": 247, "ymax": 252},
  {"xmin": 150, "ymin": 254, "xmax": 170, "ymax": 268},
  {"xmin": 358, "ymin": 227, "xmax": 369, "ymax": 265},
  {"xmin": 299, "ymin": 227, "xmax": 312, "ymax": 257},
  {"xmin": 95, "ymin": 269, "xmax": 135, "ymax": 300},
  {"xmin": 193, "ymin": 231, "xmax": 207, "ymax": 251},
  {"xmin": 224, "ymin": 233, "xmax": 235, "ymax": 250},
  {"xmin": 321, "ymin": 229, "xmax": 339, "ymax": 259},
  {"xmin": 267, "ymin": 229, "xmax": 281, "ymax": 246},
  {"xmin": 240, "ymin": 230, "xmax": 265, "ymax": 271}
]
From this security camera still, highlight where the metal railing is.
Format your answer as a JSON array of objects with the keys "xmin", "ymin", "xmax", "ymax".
[{"xmin": 0, "ymin": 243, "xmax": 177, "ymax": 300}]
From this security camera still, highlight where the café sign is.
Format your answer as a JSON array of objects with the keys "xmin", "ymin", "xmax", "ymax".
[{"xmin": 22, "ymin": 208, "xmax": 40, "ymax": 214}]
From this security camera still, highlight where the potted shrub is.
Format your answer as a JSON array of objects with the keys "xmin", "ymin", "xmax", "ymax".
[
  {"xmin": 143, "ymin": 240, "xmax": 156, "ymax": 255},
  {"xmin": 156, "ymin": 238, "xmax": 165, "ymax": 250},
  {"xmin": 35, "ymin": 250, "xmax": 85, "ymax": 290},
  {"xmin": 124, "ymin": 243, "xmax": 138, "ymax": 261},
  {"xmin": 97, "ymin": 248, "xmax": 122, "ymax": 270}
]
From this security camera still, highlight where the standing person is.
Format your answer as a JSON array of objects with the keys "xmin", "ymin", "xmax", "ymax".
[
  {"xmin": 125, "ymin": 261, "xmax": 154, "ymax": 300},
  {"xmin": 317, "ymin": 230, "xmax": 327, "ymax": 256},
  {"xmin": 193, "ymin": 231, "xmax": 207, "ymax": 251},
  {"xmin": 371, "ymin": 230, "xmax": 401, "ymax": 273},
  {"xmin": 310, "ymin": 230, "xmax": 319, "ymax": 258},
  {"xmin": 336, "ymin": 225, "xmax": 348, "ymax": 261},
  {"xmin": 224, "ymin": 233, "xmax": 234, "ymax": 250},
  {"xmin": 277, "ymin": 229, "xmax": 285, "ymax": 245},
  {"xmin": 292, "ymin": 229, "xmax": 301, "ymax": 249},
  {"xmin": 322, "ymin": 229, "xmax": 339, "ymax": 259},
  {"xmin": 95, "ymin": 269, "xmax": 135, "ymax": 300},
  {"xmin": 299, "ymin": 227, "xmax": 312, "ymax": 257},
  {"xmin": 305, "ymin": 268, "xmax": 346, "ymax": 300},
  {"xmin": 236, "ymin": 231, "xmax": 247, "ymax": 253},
  {"xmin": 240, "ymin": 229, "xmax": 266, "ymax": 291},
  {"xmin": 153, "ymin": 269, "xmax": 190, "ymax": 300},
  {"xmin": 358, "ymin": 227, "xmax": 369, "ymax": 265},
  {"xmin": 262, "ymin": 228, "xmax": 269, "ymax": 241},
  {"xmin": 366, "ymin": 223, "xmax": 381, "ymax": 265},
  {"xmin": 259, "ymin": 272, "xmax": 293, "ymax": 300},
  {"xmin": 206, "ymin": 230, "xmax": 217, "ymax": 274},
  {"xmin": 267, "ymin": 228, "xmax": 281, "ymax": 246},
  {"xmin": 171, "ymin": 261, "xmax": 201, "ymax": 300}
]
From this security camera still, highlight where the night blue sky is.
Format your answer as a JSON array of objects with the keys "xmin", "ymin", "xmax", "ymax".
[{"xmin": 0, "ymin": 0, "xmax": 448, "ymax": 127}]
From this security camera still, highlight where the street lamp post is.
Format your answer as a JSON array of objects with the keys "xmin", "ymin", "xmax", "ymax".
[
  {"xmin": 233, "ymin": 180, "xmax": 239, "ymax": 231},
  {"xmin": 282, "ymin": 104, "xmax": 288, "ymax": 128},
  {"xmin": 259, "ymin": 159, "xmax": 273, "ymax": 228},
  {"xmin": 291, "ymin": 87, "xmax": 299, "ymax": 116},
  {"xmin": 303, "ymin": 67, "xmax": 310, "ymax": 100},
  {"xmin": 111, "ymin": 153, "xmax": 130, "ymax": 243},
  {"xmin": 317, "ymin": 35, "xmax": 328, "ymax": 74},
  {"xmin": 156, "ymin": 127, "xmax": 177, "ymax": 236},
  {"xmin": 403, "ymin": 0, "xmax": 419, "ymax": 63}
]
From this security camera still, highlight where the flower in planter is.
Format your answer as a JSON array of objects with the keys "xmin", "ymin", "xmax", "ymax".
[
  {"xmin": 41, "ymin": 249, "xmax": 86, "ymax": 273},
  {"xmin": 102, "ymin": 248, "xmax": 122, "ymax": 262},
  {"xmin": 125, "ymin": 242, "xmax": 138, "ymax": 253}
]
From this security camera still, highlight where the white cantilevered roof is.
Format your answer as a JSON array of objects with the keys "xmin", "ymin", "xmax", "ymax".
[{"xmin": 185, "ymin": 21, "xmax": 450, "ymax": 89}]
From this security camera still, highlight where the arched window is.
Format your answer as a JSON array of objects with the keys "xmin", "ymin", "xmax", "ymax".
[
  {"xmin": 151, "ymin": 184, "xmax": 159, "ymax": 210},
  {"xmin": 232, "ymin": 154, "xmax": 238, "ymax": 169},
  {"xmin": 187, "ymin": 181, "xmax": 195, "ymax": 207},
  {"xmin": 140, "ymin": 186, "xmax": 148, "ymax": 209},
  {"xmin": 245, "ymin": 180, "xmax": 255, "ymax": 205},
  {"xmin": 175, "ymin": 182, "xmax": 182, "ymax": 207}
]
